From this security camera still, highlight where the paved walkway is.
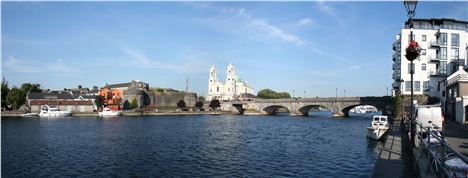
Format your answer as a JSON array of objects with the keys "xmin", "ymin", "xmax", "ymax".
[
  {"xmin": 372, "ymin": 122, "xmax": 415, "ymax": 178},
  {"xmin": 444, "ymin": 119, "xmax": 468, "ymax": 157}
]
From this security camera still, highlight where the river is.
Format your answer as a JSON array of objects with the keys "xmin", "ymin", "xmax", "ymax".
[{"xmin": 2, "ymin": 112, "xmax": 384, "ymax": 177}]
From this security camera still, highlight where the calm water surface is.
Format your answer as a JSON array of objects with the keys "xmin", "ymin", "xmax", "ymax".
[{"xmin": 2, "ymin": 112, "xmax": 384, "ymax": 177}]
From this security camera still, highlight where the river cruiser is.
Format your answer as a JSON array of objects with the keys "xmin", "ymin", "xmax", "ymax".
[
  {"xmin": 39, "ymin": 105, "xmax": 72, "ymax": 117},
  {"xmin": 367, "ymin": 115, "xmax": 389, "ymax": 140},
  {"xmin": 99, "ymin": 107, "xmax": 122, "ymax": 117}
]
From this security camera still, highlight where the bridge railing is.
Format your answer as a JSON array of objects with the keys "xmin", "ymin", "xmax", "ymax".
[{"xmin": 415, "ymin": 122, "xmax": 468, "ymax": 178}]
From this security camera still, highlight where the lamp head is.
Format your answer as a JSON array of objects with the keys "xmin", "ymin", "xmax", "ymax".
[{"xmin": 404, "ymin": 0, "xmax": 418, "ymax": 18}]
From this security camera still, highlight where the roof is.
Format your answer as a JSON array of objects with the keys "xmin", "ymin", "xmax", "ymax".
[
  {"xmin": 240, "ymin": 93, "xmax": 256, "ymax": 98},
  {"xmin": 30, "ymin": 100, "xmax": 93, "ymax": 105},
  {"xmin": 28, "ymin": 92, "xmax": 74, "ymax": 100},
  {"xmin": 106, "ymin": 82, "xmax": 131, "ymax": 88}
]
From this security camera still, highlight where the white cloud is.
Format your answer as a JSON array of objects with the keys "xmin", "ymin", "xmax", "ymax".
[
  {"xmin": 3, "ymin": 57, "xmax": 82, "ymax": 76},
  {"xmin": 316, "ymin": 1, "xmax": 344, "ymax": 28},
  {"xmin": 378, "ymin": 25, "xmax": 395, "ymax": 33},
  {"xmin": 298, "ymin": 18, "xmax": 313, "ymax": 26},
  {"xmin": 249, "ymin": 18, "xmax": 305, "ymax": 46}
]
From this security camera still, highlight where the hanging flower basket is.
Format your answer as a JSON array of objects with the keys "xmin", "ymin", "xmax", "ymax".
[{"xmin": 405, "ymin": 41, "xmax": 421, "ymax": 61}]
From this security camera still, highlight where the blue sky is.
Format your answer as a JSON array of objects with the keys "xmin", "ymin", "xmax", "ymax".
[{"xmin": 2, "ymin": 1, "xmax": 467, "ymax": 97}]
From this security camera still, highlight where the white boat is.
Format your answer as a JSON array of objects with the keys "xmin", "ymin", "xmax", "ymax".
[
  {"xmin": 39, "ymin": 105, "xmax": 72, "ymax": 117},
  {"xmin": 351, "ymin": 105, "xmax": 378, "ymax": 113},
  {"xmin": 367, "ymin": 115, "xmax": 390, "ymax": 140},
  {"xmin": 21, "ymin": 113, "xmax": 39, "ymax": 117},
  {"xmin": 99, "ymin": 107, "xmax": 122, "ymax": 117}
]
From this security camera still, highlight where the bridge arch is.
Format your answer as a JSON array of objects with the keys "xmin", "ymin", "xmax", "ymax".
[
  {"xmin": 341, "ymin": 104, "xmax": 383, "ymax": 117},
  {"xmin": 262, "ymin": 105, "xmax": 290, "ymax": 115},
  {"xmin": 298, "ymin": 105, "xmax": 330, "ymax": 116}
]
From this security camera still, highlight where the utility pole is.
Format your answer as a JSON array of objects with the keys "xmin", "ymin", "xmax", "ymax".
[
  {"xmin": 304, "ymin": 90, "xmax": 306, "ymax": 99},
  {"xmin": 344, "ymin": 89, "xmax": 346, "ymax": 98}
]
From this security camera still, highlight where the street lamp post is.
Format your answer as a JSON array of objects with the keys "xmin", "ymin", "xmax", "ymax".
[{"xmin": 404, "ymin": 0, "xmax": 418, "ymax": 147}]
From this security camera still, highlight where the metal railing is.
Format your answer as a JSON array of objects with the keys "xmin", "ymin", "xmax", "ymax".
[{"xmin": 416, "ymin": 122, "xmax": 468, "ymax": 178}]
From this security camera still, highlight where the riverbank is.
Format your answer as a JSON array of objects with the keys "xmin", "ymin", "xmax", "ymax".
[{"xmin": 1, "ymin": 110, "xmax": 260, "ymax": 117}]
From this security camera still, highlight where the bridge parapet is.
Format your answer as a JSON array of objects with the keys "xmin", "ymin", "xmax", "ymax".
[{"xmin": 222, "ymin": 96, "xmax": 394, "ymax": 117}]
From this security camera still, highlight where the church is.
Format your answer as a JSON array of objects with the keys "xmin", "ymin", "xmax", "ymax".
[{"xmin": 207, "ymin": 63, "xmax": 254, "ymax": 101}]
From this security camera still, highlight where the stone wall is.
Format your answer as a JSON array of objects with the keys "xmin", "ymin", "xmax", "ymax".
[
  {"xmin": 31, "ymin": 105, "xmax": 94, "ymax": 113},
  {"xmin": 147, "ymin": 91, "xmax": 197, "ymax": 108}
]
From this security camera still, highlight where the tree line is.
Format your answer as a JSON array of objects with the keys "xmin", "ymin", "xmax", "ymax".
[
  {"xmin": 2, "ymin": 78, "xmax": 41, "ymax": 110},
  {"xmin": 256, "ymin": 89, "xmax": 291, "ymax": 99}
]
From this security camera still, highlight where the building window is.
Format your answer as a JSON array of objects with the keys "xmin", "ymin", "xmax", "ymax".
[
  {"xmin": 228, "ymin": 88, "xmax": 230, "ymax": 92},
  {"xmin": 405, "ymin": 81, "xmax": 411, "ymax": 91},
  {"xmin": 451, "ymin": 48, "xmax": 459, "ymax": 60},
  {"xmin": 454, "ymin": 86, "xmax": 458, "ymax": 98},
  {"xmin": 414, "ymin": 81, "xmax": 421, "ymax": 91},
  {"xmin": 438, "ymin": 33, "xmax": 447, "ymax": 45},
  {"xmin": 421, "ymin": 49, "xmax": 426, "ymax": 55},
  {"xmin": 422, "ymin": 63, "xmax": 426, "ymax": 71},
  {"xmin": 440, "ymin": 61, "xmax": 447, "ymax": 74},
  {"xmin": 442, "ymin": 90, "xmax": 445, "ymax": 97},
  {"xmin": 437, "ymin": 47, "xmax": 447, "ymax": 60},
  {"xmin": 451, "ymin": 33, "xmax": 459, "ymax": 46},
  {"xmin": 422, "ymin": 35, "xmax": 426, "ymax": 41},
  {"xmin": 217, "ymin": 86, "xmax": 219, "ymax": 92},
  {"xmin": 438, "ymin": 83, "xmax": 440, "ymax": 91},
  {"xmin": 210, "ymin": 89, "xmax": 212, "ymax": 92},
  {"xmin": 423, "ymin": 81, "xmax": 429, "ymax": 91}
]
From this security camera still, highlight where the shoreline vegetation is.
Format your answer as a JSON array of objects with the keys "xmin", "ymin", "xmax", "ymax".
[{"xmin": 1, "ymin": 110, "xmax": 266, "ymax": 117}]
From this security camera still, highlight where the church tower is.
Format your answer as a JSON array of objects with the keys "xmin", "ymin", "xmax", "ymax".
[
  {"xmin": 226, "ymin": 63, "xmax": 235, "ymax": 84},
  {"xmin": 209, "ymin": 65, "xmax": 217, "ymax": 84}
]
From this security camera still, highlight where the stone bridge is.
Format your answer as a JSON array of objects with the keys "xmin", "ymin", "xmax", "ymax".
[{"xmin": 221, "ymin": 96, "xmax": 394, "ymax": 117}]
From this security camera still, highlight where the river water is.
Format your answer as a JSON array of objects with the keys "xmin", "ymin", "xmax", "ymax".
[{"xmin": 2, "ymin": 112, "xmax": 384, "ymax": 177}]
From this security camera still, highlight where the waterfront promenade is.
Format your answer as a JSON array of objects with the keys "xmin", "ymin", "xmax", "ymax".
[{"xmin": 372, "ymin": 121, "xmax": 415, "ymax": 178}]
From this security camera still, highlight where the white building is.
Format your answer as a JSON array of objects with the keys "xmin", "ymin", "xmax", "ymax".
[
  {"xmin": 392, "ymin": 18, "xmax": 468, "ymax": 101},
  {"xmin": 207, "ymin": 63, "xmax": 254, "ymax": 101}
]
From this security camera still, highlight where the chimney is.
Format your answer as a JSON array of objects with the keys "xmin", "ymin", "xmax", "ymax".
[{"xmin": 78, "ymin": 85, "xmax": 82, "ymax": 89}]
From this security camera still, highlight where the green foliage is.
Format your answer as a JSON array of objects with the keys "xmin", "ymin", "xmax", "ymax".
[
  {"xmin": 1, "ymin": 78, "xmax": 9, "ymax": 108},
  {"xmin": 257, "ymin": 89, "xmax": 291, "ymax": 99},
  {"xmin": 209, "ymin": 99, "xmax": 221, "ymax": 110},
  {"xmin": 195, "ymin": 101, "xmax": 204, "ymax": 108},
  {"xmin": 21, "ymin": 83, "xmax": 41, "ymax": 93},
  {"xmin": 177, "ymin": 100, "xmax": 186, "ymax": 109},
  {"xmin": 198, "ymin": 96, "xmax": 205, "ymax": 102},
  {"xmin": 6, "ymin": 87, "xmax": 26, "ymax": 109},
  {"xmin": 155, "ymin": 88, "xmax": 164, "ymax": 92},
  {"xmin": 130, "ymin": 98, "xmax": 138, "ymax": 109}
]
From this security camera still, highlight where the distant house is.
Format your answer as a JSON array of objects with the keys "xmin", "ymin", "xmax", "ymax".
[
  {"xmin": 238, "ymin": 93, "xmax": 256, "ymax": 101},
  {"xmin": 27, "ymin": 92, "xmax": 94, "ymax": 113}
]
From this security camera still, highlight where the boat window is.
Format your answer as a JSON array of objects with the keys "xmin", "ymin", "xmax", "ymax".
[
  {"xmin": 381, "ymin": 118, "xmax": 387, "ymax": 121},
  {"xmin": 374, "ymin": 117, "xmax": 379, "ymax": 121},
  {"xmin": 50, "ymin": 108, "xmax": 59, "ymax": 111}
]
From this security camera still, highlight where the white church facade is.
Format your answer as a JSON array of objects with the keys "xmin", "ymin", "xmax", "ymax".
[{"xmin": 207, "ymin": 64, "xmax": 254, "ymax": 101}]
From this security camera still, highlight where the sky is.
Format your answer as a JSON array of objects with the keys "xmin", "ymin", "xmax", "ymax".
[{"xmin": 2, "ymin": 1, "xmax": 467, "ymax": 97}]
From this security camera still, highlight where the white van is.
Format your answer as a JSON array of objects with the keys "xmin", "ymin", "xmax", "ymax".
[{"xmin": 414, "ymin": 105, "xmax": 444, "ymax": 133}]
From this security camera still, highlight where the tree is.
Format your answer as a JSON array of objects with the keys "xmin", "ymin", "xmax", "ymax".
[
  {"xmin": 21, "ymin": 83, "xmax": 41, "ymax": 93},
  {"xmin": 1, "ymin": 78, "xmax": 9, "ymax": 109},
  {"xmin": 198, "ymin": 96, "xmax": 206, "ymax": 102},
  {"xmin": 195, "ymin": 101, "xmax": 204, "ymax": 108},
  {"xmin": 6, "ymin": 87, "xmax": 26, "ymax": 110},
  {"xmin": 393, "ymin": 94, "xmax": 403, "ymax": 119},
  {"xmin": 209, "ymin": 99, "xmax": 221, "ymax": 110},
  {"xmin": 177, "ymin": 100, "xmax": 186, "ymax": 109},
  {"xmin": 130, "ymin": 98, "xmax": 138, "ymax": 109},
  {"xmin": 257, "ymin": 89, "xmax": 291, "ymax": 99}
]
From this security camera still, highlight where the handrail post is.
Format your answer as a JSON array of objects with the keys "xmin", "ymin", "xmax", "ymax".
[{"xmin": 427, "ymin": 127, "xmax": 431, "ymax": 147}]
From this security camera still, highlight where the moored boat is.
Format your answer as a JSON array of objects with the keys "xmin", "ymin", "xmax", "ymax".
[
  {"xmin": 367, "ymin": 115, "xmax": 389, "ymax": 140},
  {"xmin": 99, "ymin": 107, "xmax": 122, "ymax": 117},
  {"xmin": 39, "ymin": 105, "xmax": 72, "ymax": 118}
]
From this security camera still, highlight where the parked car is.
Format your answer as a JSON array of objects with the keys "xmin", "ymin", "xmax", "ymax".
[{"xmin": 414, "ymin": 105, "xmax": 444, "ymax": 133}]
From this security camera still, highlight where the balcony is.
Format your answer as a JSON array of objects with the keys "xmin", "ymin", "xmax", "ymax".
[
  {"xmin": 429, "ymin": 55, "xmax": 447, "ymax": 62},
  {"xmin": 429, "ymin": 69, "xmax": 448, "ymax": 77},
  {"xmin": 430, "ymin": 40, "xmax": 447, "ymax": 47}
]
